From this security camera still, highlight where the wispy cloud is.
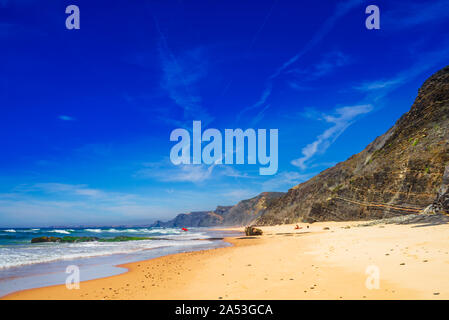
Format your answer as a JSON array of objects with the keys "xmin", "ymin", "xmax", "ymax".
[
  {"xmin": 59, "ymin": 115, "xmax": 75, "ymax": 121},
  {"xmin": 0, "ymin": 182, "xmax": 178, "ymax": 226},
  {"xmin": 354, "ymin": 79, "xmax": 401, "ymax": 92},
  {"xmin": 262, "ymin": 171, "xmax": 313, "ymax": 191},
  {"xmin": 292, "ymin": 44, "xmax": 449, "ymax": 170},
  {"xmin": 134, "ymin": 160, "xmax": 250, "ymax": 183},
  {"xmin": 249, "ymin": 0, "xmax": 279, "ymax": 48},
  {"xmin": 160, "ymin": 165, "xmax": 214, "ymax": 183},
  {"xmin": 291, "ymin": 104, "xmax": 373, "ymax": 169},
  {"xmin": 14, "ymin": 183, "xmax": 124, "ymax": 201},
  {"xmin": 222, "ymin": 189, "xmax": 259, "ymax": 201},
  {"xmin": 270, "ymin": 0, "xmax": 362, "ymax": 79},
  {"xmin": 287, "ymin": 51, "xmax": 350, "ymax": 88},
  {"xmin": 154, "ymin": 17, "xmax": 213, "ymax": 127},
  {"xmin": 238, "ymin": 0, "xmax": 363, "ymax": 120},
  {"xmin": 355, "ymin": 45, "xmax": 449, "ymax": 102},
  {"xmin": 250, "ymin": 103, "xmax": 271, "ymax": 126}
]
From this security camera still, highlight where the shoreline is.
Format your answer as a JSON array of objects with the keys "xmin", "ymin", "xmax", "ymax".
[
  {"xmin": 0, "ymin": 229, "xmax": 238, "ymax": 297},
  {"xmin": 1, "ymin": 236, "xmax": 242, "ymax": 300},
  {"xmin": 3, "ymin": 220, "xmax": 449, "ymax": 300}
]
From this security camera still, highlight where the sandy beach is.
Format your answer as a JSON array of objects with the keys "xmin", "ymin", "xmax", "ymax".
[{"xmin": 3, "ymin": 220, "xmax": 449, "ymax": 300}]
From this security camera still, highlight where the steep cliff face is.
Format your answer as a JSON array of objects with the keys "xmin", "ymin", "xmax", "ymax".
[
  {"xmin": 152, "ymin": 210, "xmax": 225, "ymax": 228},
  {"xmin": 256, "ymin": 65, "xmax": 449, "ymax": 225},
  {"xmin": 152, "ymin": 192, "xmax": 284, "ymax": 227},
  {"xmin": 221, "ymin": 192, "xmax": 285, "ymax": 226},
  {"xmin": 424, "ymin": 164, "xmax": 449, "ymax": 214}
]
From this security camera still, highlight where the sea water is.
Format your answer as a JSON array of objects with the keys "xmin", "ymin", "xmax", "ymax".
[{"xmin": 0, "ymin": 227, "xmax": 241, "ymax": 297}]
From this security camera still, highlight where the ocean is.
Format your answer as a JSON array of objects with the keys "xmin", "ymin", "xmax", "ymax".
[{"xmin": 0, "ymin": 227, "xmax": 241, "ymax": 297}]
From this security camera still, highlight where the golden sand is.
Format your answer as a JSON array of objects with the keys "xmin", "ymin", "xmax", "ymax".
[{"xmin": 3, "ymin": 221, "xmax": 449, "ymax": 300}]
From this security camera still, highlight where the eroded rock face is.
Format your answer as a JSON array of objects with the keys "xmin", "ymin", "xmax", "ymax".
[
  {"xmin": 221, "ymin": 192, "xmax": 284, "ymax": 226},
  {"xmin": 152, "ymin": 211, "xmax": 225, "ymax": 228},
  {"xmin": 152, "ymin": 192, "xmax": 284, "ymax": 227},
  {"xmin": 256, "ymin": 65, "xmax": 449, "ymax": 224},
  {"xmin": 424, "ymin": 165, "xmax": 449, "ymax": 214}
]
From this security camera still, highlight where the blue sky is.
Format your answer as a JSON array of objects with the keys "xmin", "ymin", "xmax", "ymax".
[{"xmin": 0, "ymin": 0, "xmax": 448, "ymax": 227}]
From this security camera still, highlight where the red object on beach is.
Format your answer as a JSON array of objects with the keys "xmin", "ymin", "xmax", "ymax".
[
  {"xmin": 181, "ymin": 228, "xmax": 188, "ymax": 232},
  {"xmin": 294, "ymin": 224, "xmax": 302, "ymax": 230}
]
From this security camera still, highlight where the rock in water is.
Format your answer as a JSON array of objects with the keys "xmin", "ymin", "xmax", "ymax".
[
  {"xmin": 31, "ymin": 236, "xmax": 61, "ymax": 243},
  {"xmin": 256, "ymin": 65, "xmax": 449, "ymax": 224},
  {"xmin": 30, "ymin": 236, "xmax": 151, "ymax": 244},
  {"xmin": 245, "ymin": 226, "xmax": 263, "ymax": 236}
]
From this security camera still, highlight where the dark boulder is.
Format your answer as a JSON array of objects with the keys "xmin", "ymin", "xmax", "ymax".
[
  {"xmin": 245, "ymin": 226, "xmax": 263, "ymax": 236},
  {"xmin": 31, "ymin": 236, "xmax": 61, "ymax": 243},
  {"xmin": 60, "ymin": 236, "xmax": 99, "ymax": 243},
  {"xmin": 31, "ymin": 236, "xmax": 100, "ymax": 243}
]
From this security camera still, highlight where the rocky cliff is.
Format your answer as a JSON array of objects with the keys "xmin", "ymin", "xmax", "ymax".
[
  {"xmin": 424, "ymin": 164, "xmax": 449, "ymax": 215},
  {"xmin": 221, "ymin": 192, "xmax": 284, "ymax": 226},
  {"xmin": 151, "ymin": 210, "xmax": 226, "ymax": 227},
  {"xmin": 256, "ymin": 65, "xmax": 449, "ymax": 225},
  {"xmin": 152, "ymin": 192, "xmax": 284, "ymax": 227}
]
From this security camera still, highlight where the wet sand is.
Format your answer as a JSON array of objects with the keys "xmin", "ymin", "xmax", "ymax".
[{"xmin": 3, "ymin": 221, "xmax": 449, "ymax": 299}]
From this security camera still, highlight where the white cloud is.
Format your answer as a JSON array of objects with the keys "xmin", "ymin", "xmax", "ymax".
[
  {"xmin": 0, "ymin": 183, "xmax": 177, "ymax": 227},
  {"xmin": 223, "ymin": 189, "xmax": 259, "ymax": 201},
  {"xmin": 355, "ymin": 45, "xmax": 449, "ymax": 101},
  {"xmin": 134, "ymin": 160, "xmax": 251, "ymax": 183},
  {"xmin": 262, "ymin": 171, "xmax": 312, "ymax": 191},
  {"xmin": 59, "ymin": 115, "xmax": 75, "ymax": 121},
  {"xmin": 154, "ymin": 17, "xmax": 213, "ymax": 126},
  {"xmin": 163, "ymin": 165, "xmax": 214, "ymax": 183},
  {"xmin": 238, "ymin": 0, "xmax": 362, "ymax": 120},
  {"xmin": 291, "ymin": 104, "xmax": 373, "ymax": 169},
  {"xmin": 13, "ymin": 183, "xmax": 136, "ymax": 203},
  {"xmin": 288, "ymin": 51, "xmax": 350, "ymax": 84},
  {"xmin": 354, "ymin": 79, "xmax": 401, "ymax": 92},
  {"xmin": 292, "ymin": 45, "xmax": 449, "ymax": 170}
]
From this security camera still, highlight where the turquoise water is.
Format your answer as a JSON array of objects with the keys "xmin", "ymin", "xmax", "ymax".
[
  {"xmin": 0, "ymin": 227, "xmax": 241, "ymax": 297},
  {"xmin": 0, "ymin": 227, "xmax": 214, "ymax": 269},
  {"xmin": 0, "ymin": 227, "xmax": 193, "ymax": 245}
]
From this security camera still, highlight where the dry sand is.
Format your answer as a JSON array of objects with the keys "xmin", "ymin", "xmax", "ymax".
[{"xmin": 3, "ymin": 220, "xmax": 449, "ymax": 300}]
